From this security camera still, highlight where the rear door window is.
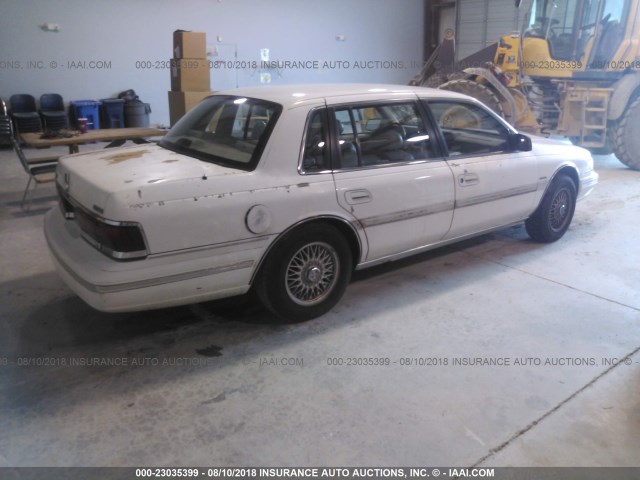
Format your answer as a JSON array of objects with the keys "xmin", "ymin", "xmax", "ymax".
[{"xmin": 332, "ymin": 102, "xmax": 438, "ymax": 169}]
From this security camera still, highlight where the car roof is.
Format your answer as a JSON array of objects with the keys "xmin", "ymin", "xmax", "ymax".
[{"xmin": 211, "ymin": 83, "xmax": 473, "ymax": 109}]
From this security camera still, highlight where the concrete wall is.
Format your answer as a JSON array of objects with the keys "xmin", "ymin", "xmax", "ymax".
[{"xmin": 0, "ymin": 0, "xmax": 424, "ymax": 126}]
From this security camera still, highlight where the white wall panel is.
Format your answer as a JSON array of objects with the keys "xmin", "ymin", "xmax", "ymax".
[{"xmin": 0, "ymin": 0, "xmax": 424, "ymax": 125}]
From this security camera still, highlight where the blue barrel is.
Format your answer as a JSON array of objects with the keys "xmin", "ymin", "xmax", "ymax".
[
  {"xmin": 100, "ymin": 99, "xmax": 125, "ymax": 128},
  {"xmin": 71, "ymin": 100, "xmax": 101, "ymax": 130}
]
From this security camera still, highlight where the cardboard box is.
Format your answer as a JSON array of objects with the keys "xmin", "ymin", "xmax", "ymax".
[
  {"xmin": 173, "ymin": 30, "xmax": 206, "ymax": 59},
  {"xmin": 168, "ymin": 91, "xmax": 211, "ymax": 125},
  {"xmin": 170, "ymin": 58, "xmax": 211, "ymax": 91}
]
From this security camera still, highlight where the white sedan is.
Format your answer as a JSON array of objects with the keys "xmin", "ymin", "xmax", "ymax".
[{"xmin": 45, "ymin": 84, "xmax": 598, "ymax": 321}]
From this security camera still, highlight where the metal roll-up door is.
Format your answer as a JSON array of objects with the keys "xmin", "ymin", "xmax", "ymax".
[{"xmin": 455, "ymin": 0, "xmax": 528, "ymax": 61}]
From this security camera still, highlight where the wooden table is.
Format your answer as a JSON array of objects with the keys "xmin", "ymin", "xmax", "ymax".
[{"xmin": 21, "ymin": 127, "xmax": 168, "ymax": 153}]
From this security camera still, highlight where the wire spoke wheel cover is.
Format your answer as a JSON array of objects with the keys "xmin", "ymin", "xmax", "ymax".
[
  {"xmin": 255, "ymin": 223, "xmax": 353, "ymax": 322},
  {"xmin": 286, "ymin": 242, "xmax": 339, "ymax": 306},
  {"xmin": 548, "ymin": 188, "xmax": 571, "ymax": 231}
]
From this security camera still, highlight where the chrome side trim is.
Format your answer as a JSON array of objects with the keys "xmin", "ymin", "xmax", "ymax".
[
  {"xmin": 360, "ymin": 201, "xmax": 455, "ymax": 228},
  {"xmin": 152, "ymin": 235, "xmax": 273, "ymax": 259},
  {"xmin": 353, "ymin": 184, "xmax": 536, "ymax": 230},
  {"xmin": 455, "ymin": 184, "xmax": 539, "ymax": 209}
]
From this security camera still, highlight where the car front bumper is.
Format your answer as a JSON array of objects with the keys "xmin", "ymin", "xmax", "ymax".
[{"xmin": 578, "ymin": 170, "xmax": 599, "ymax": 201}]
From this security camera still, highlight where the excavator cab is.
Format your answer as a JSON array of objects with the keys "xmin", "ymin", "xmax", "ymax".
[{"xmin": 517, "ymin": 0, "xmax": 630, "ymax": 77}]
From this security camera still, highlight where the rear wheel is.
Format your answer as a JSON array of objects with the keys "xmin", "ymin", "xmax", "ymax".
[
  {"xmin": 525, "ymin": 174, "xmax": 577, "ymax": 243},
  {"xmin": 256, "ymin": 224, "xmax": 352, "ymax": 322},
  {"xmin": 439, "ymin": 79, "xmax": 505, "ymax": 117},
  {"xmin": 610, "ymin": 95, "xmax": 640, "ymax": 170}
]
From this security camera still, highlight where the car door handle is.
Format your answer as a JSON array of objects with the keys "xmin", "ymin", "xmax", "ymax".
[
  {"xmin": 458, "ymin": 172, "xmax": 479, "ymax": 186},
  {"xmin": 345, "ymin": 189, "xmax": 372, "ymax": 205}
]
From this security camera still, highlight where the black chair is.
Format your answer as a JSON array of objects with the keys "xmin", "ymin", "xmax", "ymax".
[
  {"xmin": 0, "ymin": 97, "xmax": 11, "ymax": 147},
  {"xmin": 1, "ymin": 99, "xmax": 59, "ymax": 210},
  {"xmin": 40, "ymin": 93, "xmax": 69, "ymax": 131},
  {"xmin": 9, "ymin": 94, "xmax": 43, "ymax": 133}
]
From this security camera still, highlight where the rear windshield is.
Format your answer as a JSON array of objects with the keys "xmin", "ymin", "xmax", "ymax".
[{"xmin": 159, "ymin": 95, "xmax": 282, "ymax": 171}]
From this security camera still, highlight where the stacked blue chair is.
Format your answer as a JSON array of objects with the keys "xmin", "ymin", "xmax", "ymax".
[
  {"xmin": 40, "ymin": 93, "xmax": 69, "ymax": 131},
  {"xmin": 10, "ymin": 94, "xmax": 43, "ymax": 133}
]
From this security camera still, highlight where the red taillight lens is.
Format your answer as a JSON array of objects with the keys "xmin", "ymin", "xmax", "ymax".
[{"xmin": 75, "ymin": 209, "xmax": 148, "ymax": 260}]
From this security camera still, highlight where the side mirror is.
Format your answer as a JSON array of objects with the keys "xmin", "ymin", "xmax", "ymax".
[{"xmin": 510, "ymin": 133, "xmax": 532, "ymax": 151}]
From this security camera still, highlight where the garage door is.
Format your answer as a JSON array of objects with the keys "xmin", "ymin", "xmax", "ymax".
[{"xmin": 456, "ymin": 0, "xmax": 528, "ymax": 60}]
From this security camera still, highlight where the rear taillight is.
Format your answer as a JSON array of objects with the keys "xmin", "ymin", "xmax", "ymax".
[
  {"xmin": 74, "ymin": 208, "xmax": 148, "ymax": 260},
  {"xmin": 57, "ymin": 186, "xmax": 147, "ymax": 260}
]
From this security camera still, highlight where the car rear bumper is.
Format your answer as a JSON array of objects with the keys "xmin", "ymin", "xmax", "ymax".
[{"xmin": 44, "ymin": 207, "xmax": 270, "ymax": 312}]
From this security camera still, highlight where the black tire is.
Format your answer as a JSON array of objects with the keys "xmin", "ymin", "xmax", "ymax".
[
  {"xmin": 255, "ymin": 224, "xmax": 353, "ymax": 322},
  {"xmin": 525, "ymin": 174, "xmax": 577, "ymax": 243},
  {"xmin": 438, "ymin": 79, "xmax": 505, "ymax": 117},
  {"xmin": 610, "ymin": 95, "xmax": 640, "ymax": 170}
]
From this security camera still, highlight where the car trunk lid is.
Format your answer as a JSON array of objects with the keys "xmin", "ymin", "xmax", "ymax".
[{"xmin": 56, "ymin": 144, "xmax": 242, "ymax": 216}]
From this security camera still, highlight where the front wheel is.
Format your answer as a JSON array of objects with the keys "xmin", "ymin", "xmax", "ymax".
[
  {"xmin": 256, "ymin": 224, "xmax": 353, "ymax": 322},
  {"xmin": 525, "ymin": 174, "xmax": 577, "ymax": 243}
]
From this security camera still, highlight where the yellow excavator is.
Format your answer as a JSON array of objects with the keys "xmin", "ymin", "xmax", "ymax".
[{"xmin": 412, "ymin": 0, "xmax": 640, "ymax": 169}]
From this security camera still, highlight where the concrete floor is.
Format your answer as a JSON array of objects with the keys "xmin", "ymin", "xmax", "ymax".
[{"xmin": 0, "ymin": 142, "xmax": 638, "ymax": 467}]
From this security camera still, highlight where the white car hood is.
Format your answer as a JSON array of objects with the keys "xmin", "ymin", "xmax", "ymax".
[
  {"xmin": 56, "ymin": 144, "xmax": 242, "ymax": 216},
  {"xmin": 529, "ymin": 134, "xmax": 591, "ymax": 158}
]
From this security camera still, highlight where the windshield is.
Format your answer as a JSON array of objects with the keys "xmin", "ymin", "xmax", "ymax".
[
  {"xmin": 160, "ymin": 95, "xmax": 282, "ymax": 171},
  {"xmin": 525, "ymin": 0, "xmax": 580, "ymax": 59}
]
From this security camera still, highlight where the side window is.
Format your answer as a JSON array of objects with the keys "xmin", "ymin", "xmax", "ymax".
[
  {"xmin": 334, "ymin": 102, "xmax": 436, "ymax": 169},
  {"xmin": 428, "ymin": 101, "xmax": 511, "ymax": 156},
  {"xmin": 301, "ymin": 109, "xmax": 330, "ymax": 172}
]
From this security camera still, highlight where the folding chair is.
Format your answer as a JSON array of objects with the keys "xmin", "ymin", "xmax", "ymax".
[{"xmin": 1, "ymin": 99, "xmax": 59, "ymax": 210}]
